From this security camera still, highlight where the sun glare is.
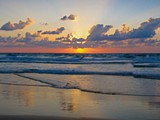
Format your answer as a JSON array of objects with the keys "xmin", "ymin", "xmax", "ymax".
[
  {"xmin": 72, "ymin": 34, "xmax": 78, "ymax": 39},
  {"xmin": 75, "ymin": 48, "xmax": 85, "ymax": 53}
]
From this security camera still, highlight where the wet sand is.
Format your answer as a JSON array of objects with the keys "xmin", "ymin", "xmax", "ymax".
[
  {"xmin": 0, "ymin": 74, "xmax": 160, "ymax": 120},
  {"xmin": 0, "ymin": 115, "xmax": 111, "ymax": 120}
]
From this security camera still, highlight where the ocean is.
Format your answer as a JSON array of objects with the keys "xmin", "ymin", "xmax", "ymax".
[{"xmin": 0, "ymin": 53, "xmax": 160, "ymax": 96}]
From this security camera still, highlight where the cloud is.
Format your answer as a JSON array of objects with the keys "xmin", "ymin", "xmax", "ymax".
[
  {"xmin": 71, "ymin": 38, "xmax": 86, "ymax": 48},
  {"xmin": 37, "ymin": 30, "xmax": 43, "ymax": 33},
  {"xmin": 0, "ymin": 36, "xmax": 10, "ymax": 42},
  {"xmin": 55, "ymin": 33, "xmax": 86, "ymax": 48},
  {"xmin": 17, "ymin": 33, "xmax": 21, "ymax": 37},
  {"xmin": 56, "ymin": 33, "xmax": 72, "ymax": 43},
  {"xmin": 87, "ymin": 24, "xmax": 113, "ymax": 41},
  {"xmin": 129, "ymin": 18, "xmax": 160, "ymax": 38},
  {"xmin": 0, "ymin": 18, "xmax": 33, "ymax": 31},
  {"xmin": 60, "ymin": 14, "xmax": 77, "ymax": 21},
  {"xmin": 18, "ymin": 33, "xmax": 71, "ymax": 48},
  {"xmin": 25, "ymin": 32, "xmax": 41, "ymax": 39},
  {"xmin": 16, "ymin": 31, "xmax": 41, "ymax": 44},
  {"xmin": 87, "ymin": 18, "xmax": 160, "ymax": 41},
  {"xmin": 60, "ymin": 16, "xmax": 68, "ymax": 21},
  {"xmin": 42, "ymin": 27, "xmax": 65, "ymax": 35},
  {"xmin": 68, "ymin": 14, "xmax": 77, "ymax": 20},
  {"xmin": 1, "ymin": 17, "xmax": 160, "ymax": 49}
]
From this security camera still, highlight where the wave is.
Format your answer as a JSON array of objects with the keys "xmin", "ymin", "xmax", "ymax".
[
  {"xmin": 79, "ymin": 89, "xmax": 160, "ymax": 97},
  {"xmin": 0, "ymin": 53, "xmax": 160, "ymax": 80},
  {"xmin": 0, "ymin": 69, "xmax": 160, "ymax": 79},
  {"xmin": 15, "ymin": 74, "xmax": 160, "ymax": 97},
  {"xmin": 0, "ymin": 53, "xmax": 160, "ymax": 65},
  {"xmin": 0, "ymin": 60, "xmax": 133, "ymax": 64},
  {"xmin": 133, "ymin": 63, "xmax": 160, "ymax": 68},
  {"xmin": 0, "ymin": 68, "xmax": 159, "ymax": 79},
  {"xmin": 16, "ymin": 74, "xmax": 80, "ymax": 89}
]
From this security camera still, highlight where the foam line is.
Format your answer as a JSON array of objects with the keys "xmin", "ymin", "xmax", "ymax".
[
  {"xmin": 15, "ymin": 74, "xmax": 160, "ymax": 97},
  {"xmin": 0, "ymin": 82, "xmax": 49, "ymax": 87}
]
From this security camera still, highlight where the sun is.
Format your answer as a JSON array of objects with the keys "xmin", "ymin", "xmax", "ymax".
[
  {"xmin": 72, "ymin": 34, "xmax": 80, "ymax": 39},
  {"xmin": 75, "ymin": 48, "xmax": 85, "ymax": 53}
]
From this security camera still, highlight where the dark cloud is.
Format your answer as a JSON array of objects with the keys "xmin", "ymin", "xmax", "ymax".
[
  {"xmin": 17, "ymin": 33, "xmax": 21, "ymax": 37},
  {"xmin": 60, "ymin": 16, "xmax": 68, "ymax": 21},
  {"xmin": 16, "ymin": 32, "xmax": 41, "ymax": 44},
  {"xmin": 42, "ymin": 27, "xmax": 65, "ymax": 35},
  {"xmin": 37, "ymin": 30, "xmax": 42, "ymax": 33},
  {"xmin": 87, "ymin": 18, "xmax": 160, "ymax": 41},
  {"xmin": 18, "ymin": 34, "xmax": 70, "ymax": 48},
  {"xmin": 0, "ymin": 35, "xmax": 21, "ymax": 48},
  {"xmin": 56, "ymin": 33, "xmax": 72, "ymax": 43},
  {"xmin": 0, "ymin": 18, "xmax": 33, "ymax": 31},
  {"xmin": 25, "ymin": 32, "xmax": 41, "ymax": 38},
  {"xmin": 56, "ymin": 33, "xmax": 87, "ymax": 48},
  {"xmin": 127, "ymin": 38, "xmax": 160, "ymax": 47},
  {"xmin": 87, "ymin": 24, "xmax": 113, "ymax": 41},
  {"xmin": 108, "ymin": 18, "xmax": 160, "ymax": 41},
  {"xmin": 13, "ymin": 31, "xmax": 70, "ymax": 48},
  {"xmin": 71, "ymin": 38, "xmax": 86, "ymax": 48},
  {"xmin": 0, "ymin": 36, "xmax": 8, "ymax": 42},
  {"xmin": 68, "ymin": 14, "xmax": 77, "ymax": 20},
  {"xmin": 128, "ymin": 18, "xmax": 160, "ymax": 39},
  {"xmin": 60, "ymin": 14, "xmax": 77, "ymax": 21},
  {"xmin": 55, "ymin": 33, "xmax": 85, "ymax": 44}
]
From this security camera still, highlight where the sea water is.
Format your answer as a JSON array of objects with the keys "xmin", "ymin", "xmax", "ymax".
[{"xmin": 0, "ymin": 53, "xmax": 160, "ymax": 96}]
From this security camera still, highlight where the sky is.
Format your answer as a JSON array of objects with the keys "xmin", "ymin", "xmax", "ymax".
[{"xmin": 0, "ymin": 0, "xmax": 160, "ymax": 53}]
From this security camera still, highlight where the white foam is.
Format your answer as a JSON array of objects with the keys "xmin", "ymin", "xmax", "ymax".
[{"xmin": 17, "ymin": 73, "xmax": 160, "ymax": 96}]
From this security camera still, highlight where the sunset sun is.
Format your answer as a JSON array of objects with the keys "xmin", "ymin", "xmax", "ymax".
[{"xmin": 75, "ymin": 48, "xmax": 85, "ymax": 53}]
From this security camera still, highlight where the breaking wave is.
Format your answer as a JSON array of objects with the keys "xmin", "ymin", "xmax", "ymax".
[{"xmin": 0, "ymin": 68, "xmax": 159, "ymax": 79}]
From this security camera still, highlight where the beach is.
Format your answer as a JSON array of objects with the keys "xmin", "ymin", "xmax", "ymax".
[
  {"xmin": 0, "ymin": 74, "xmax": 160, "ymax": 120},
  {"xmin": 0, "ymin": 53, "xmax": 160, "ymax": 120},
  {"xmin": 0, "ymin": 116, "xmax": 111, "ymax": 120}
]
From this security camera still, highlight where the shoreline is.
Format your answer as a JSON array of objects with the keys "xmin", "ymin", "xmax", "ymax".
[{"xmin": 1, "ymin": 81, "xmax": 160, "ymax": 97}]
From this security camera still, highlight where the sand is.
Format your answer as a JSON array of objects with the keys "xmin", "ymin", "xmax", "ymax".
[
  {"xmin": 0, "ymin": 74, "xmax": 160, "ymax": 120},
  {"xmin": 0, "ymin": 115, "xmax": 111, "ymax": 120}
]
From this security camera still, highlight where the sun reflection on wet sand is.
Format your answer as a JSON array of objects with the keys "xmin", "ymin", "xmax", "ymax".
[
  {"xmin": 58, "ymin": 90, "xmax": 80, "ymax": 112},
  {"xmin": 2, "ymin": 85, "xmax": 34, "ymax": 107},
  {"xmin": 0, "ymin": 74, "xmax": 160, "ymax": 119}
]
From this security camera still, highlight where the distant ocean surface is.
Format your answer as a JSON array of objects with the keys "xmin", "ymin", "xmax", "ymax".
[{"xmin": 0, "ymin": 53, "xmax": 160, "ymax": 96}]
